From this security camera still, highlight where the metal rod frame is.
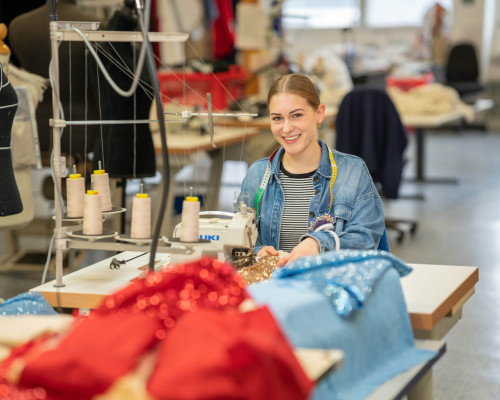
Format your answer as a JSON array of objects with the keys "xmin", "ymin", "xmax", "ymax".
[{"xmin": 49, "ymin": 21, "xmax": 189, "ymax": 287}]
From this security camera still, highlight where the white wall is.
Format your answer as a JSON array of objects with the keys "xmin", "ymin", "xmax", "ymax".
[
  {"xmin": 482, "ymin": 0, "xmax": 496, "ymax": 82},
  {"xmin": 486, "ymin": 0, "xmax": 500, "ymax": 82},
  {"xmin": 450, "ymin": 0, "xmax": 497, "ymax": 82}
]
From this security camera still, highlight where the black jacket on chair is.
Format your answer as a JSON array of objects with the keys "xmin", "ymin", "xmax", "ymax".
[{"xmin": 335, "ymin": 87, "xmax": 407, "ymax": 199}]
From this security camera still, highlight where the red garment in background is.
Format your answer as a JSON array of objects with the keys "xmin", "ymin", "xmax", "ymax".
[
  {"xmin": 211, "ymin": 0, "xmax": 235, "ymax": 59},
  {"xmin": 150, "ymin": 0, "xmax": 161, "ymax": 66}
]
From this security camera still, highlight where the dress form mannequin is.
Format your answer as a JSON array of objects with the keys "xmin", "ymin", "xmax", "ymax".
[
  {"xmin": 0, "ymin": 29, "xmax": 23, "ymax": 216},
  {"xmin": 8, "ymin": 0, "xmax": 101, "ymax": 162}
]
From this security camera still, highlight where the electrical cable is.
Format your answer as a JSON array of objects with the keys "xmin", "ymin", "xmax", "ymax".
[
  {"xmin": 48, "ymin": 52, "xmax": 66, "ymax": 212},
  {"xmin": 67, "ymin": 0, "xmax": 151, "ymax": 99},
  {"xmin": 84, "ymin": 48, "xmax": 89, "ymax": 182},
  {"xmin": 136, "ymin": 0, "xmax": 171, "ymax": 272},
  {"xmin": 41, "ymin": 234, "xmax": 55, "ymax": 284}
]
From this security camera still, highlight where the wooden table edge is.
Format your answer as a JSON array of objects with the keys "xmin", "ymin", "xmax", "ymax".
[{"xmin": 408, "ymin": 267, "xmax": 478, "ymax": 330}]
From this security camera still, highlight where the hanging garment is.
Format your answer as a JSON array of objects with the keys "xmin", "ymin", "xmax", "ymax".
[
  {"xmin": 211, "ymin": 0, "xmax": 235, "ymax": 60},
  {"xmin": 90, "ymin": 8, "xmax": 156, "ymax": 179},
  {"xmin": 6, "ymin": 64, "xmax": 48, "ymax": 169},
  {"xmin": 8, "ymin": 2, "xmax": 101, "ymax": 156}
]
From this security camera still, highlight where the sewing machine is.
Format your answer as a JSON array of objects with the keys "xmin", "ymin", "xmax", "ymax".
[{"xmin": 167, "ymin": 202, "xmax": 257, "ymax": 265}]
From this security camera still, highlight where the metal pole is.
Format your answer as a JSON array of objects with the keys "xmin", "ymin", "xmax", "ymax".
[
  {"xmin": 416, "ymin": 127, "xmax": 424, "ymax": 182},
  {"xmin": 50, "ymin": 21, "xmax": 65, "ymax": 288}
]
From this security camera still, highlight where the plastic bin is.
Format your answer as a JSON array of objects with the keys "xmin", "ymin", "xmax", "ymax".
[
  {"xmin": 386, "ymin": 71, "xmax": 434, "ymax": 91},
  {"xmin": 158, "ymin": 65, "xmax": 247, "ymax": 109}
]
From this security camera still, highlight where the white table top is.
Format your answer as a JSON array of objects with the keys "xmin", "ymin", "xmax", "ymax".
[
  {"xmin": 152, "ymin": 126, "xmax": 260, "ymax": 155},
  {"xmin": 31, "ymin": 254, "xmax": 478, "ymax": 332},
  {"xmin": 401, "ymin": 98, "xmax": 493, "ymax": 128},
  {"xmin": 32, "ymin": 252, "xmax": 169, "ymax": 309}
]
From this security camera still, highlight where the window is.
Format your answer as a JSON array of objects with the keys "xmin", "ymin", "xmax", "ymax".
[
  {"xmin": 281, "ymin": 0, "xmax": 453, "ymax": 29},
  {"xmin": 282, "ymin": 0, "xmax": 360, "ymax": 29},
  {"xmin": 365, "ymin": 0, "xmax": 454, "ymax": 27}
]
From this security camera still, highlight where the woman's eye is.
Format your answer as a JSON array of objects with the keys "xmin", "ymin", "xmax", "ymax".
[
  {"xmin": 271, "ymin": 116, "xmax": 282, "ymax": 122},
  {"xmin": 292, "ymin": 113, "xmax": 303, "ymax": 119}
]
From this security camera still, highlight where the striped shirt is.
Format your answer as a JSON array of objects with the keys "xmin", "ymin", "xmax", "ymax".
[{"xmin": 278, "ymin": 164, "xmax": 316, "ymax": 252}]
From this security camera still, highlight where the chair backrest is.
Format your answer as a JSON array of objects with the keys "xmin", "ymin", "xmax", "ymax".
[
  {"xmin": 445, "ymin": 42, "xmax": 480, "ymax": 83},
  {"xmin": 335, "ymin": 87, "xmax": 407, "ymax": 200}
]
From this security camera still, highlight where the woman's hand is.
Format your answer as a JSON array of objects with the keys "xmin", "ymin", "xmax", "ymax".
[
  {"xmin": 275, "ymin": 237, "xmax": 320, "ymax": 268},
  {"xmin": 257, "ymin": 246, "xmax": 279, "ymax": 258}
]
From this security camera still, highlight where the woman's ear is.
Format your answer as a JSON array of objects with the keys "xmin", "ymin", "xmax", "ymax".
[{"xmin": 317, "ymin": 103, "xmax": 326, "ymax": 124}]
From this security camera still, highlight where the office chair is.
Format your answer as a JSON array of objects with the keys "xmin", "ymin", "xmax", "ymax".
[
  {"xmin": 335, "ymin": 87, "xmax": 417, "ymax": 243},
  {"xmin": 445, "ymin": 42, "xmax": 484, "ymax": 100}
]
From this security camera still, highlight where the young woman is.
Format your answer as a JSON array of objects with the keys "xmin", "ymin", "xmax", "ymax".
[{"xmin": 239, "ymin": 74, "xmax": 385, "ymax": 267}]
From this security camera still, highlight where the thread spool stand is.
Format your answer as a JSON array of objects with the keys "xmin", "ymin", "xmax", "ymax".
[
  {"xmin": 62, "ymin": 170, "xmax": 124, "ymax": 241},
  {"xmin": 47, "ymin": 21, "xmax": 254, "ymax": 286},
  {"xmin": 66, "ymin": 189, "xmax": 118, "ymax": 242},
  {"xmin": 46, "ymin": 21, "xmax": 192, "ymax": 287}
]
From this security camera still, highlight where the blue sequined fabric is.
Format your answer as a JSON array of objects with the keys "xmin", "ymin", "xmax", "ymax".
[
  {"xmin": 0, "ymin": 292, "xmax": 57, "ymax": 316},
  {"xmin": 273, "ymin": 250, "xmax": 412, "ymax": 317}
]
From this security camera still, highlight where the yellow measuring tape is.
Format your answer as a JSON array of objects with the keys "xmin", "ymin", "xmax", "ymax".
[{"xmin": 255, "ymin": 146, "xmax": 337, "ymax": 213}]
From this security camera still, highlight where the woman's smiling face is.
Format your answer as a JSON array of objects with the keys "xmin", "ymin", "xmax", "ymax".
[{"xmin": 269, "ymin": 92, "xmax": 324, "ymax": 157}]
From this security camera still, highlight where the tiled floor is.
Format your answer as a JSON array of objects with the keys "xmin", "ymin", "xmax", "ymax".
[
  {"xmin": 1, "ymin": 129, "xmax": 500, "ymax": 399},
  {"xmin": 386, "ymin": 132, "xmax": 500, "ymax": 400},
  {"xmin": 388, "ymin": 130, "xmax": 500, "ymax": 399}
]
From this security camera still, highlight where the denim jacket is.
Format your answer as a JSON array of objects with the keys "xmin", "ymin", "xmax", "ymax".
[{"xmin": 239, "ymin": 140, "xmax": 385, "ymax": 254}]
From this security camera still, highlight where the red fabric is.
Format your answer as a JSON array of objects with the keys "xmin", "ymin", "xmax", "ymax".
[
  {"xmin": 0, "ymin": 335, "xmax": 53, "ymax": 400},
  {"xmin": 147, "ymin": 307, "xmax": 313, "ymax": 400},
  {"xmin": 3, "ymin": 259, "xmax": 249, "ymax": 399},
  {"xmin": 0, "ymin": 258, "xmax": 312, "ymax": 400},
  {"xmin": 19, "ymin": 313, "xmax": 159, "ymax": 399},
  {"xmin": 211, "ymin": 0, "xmax": 235, "ymax": 59}
]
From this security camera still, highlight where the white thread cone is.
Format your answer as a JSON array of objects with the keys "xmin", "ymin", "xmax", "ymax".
[
  {"xmin": 66, "ymin": 176, "xmax": 85, "ymax": 218},
  {"xmin": 180, "ymin": 197, "xmax": 200, "ymax": 242},
  {"xmin": 83, "ymin": 191, "xmax": 103, "ymax": 235},
  {"xmin": 91, "ymin": 172, "xmax": 112, "ymax": 211},
  {"xmin": 130, "ymin": 195, "xmax": 151, "ymax": 239}
]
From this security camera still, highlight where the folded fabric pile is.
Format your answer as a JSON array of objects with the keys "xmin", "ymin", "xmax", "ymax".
[{"xmin": 388, "ymin": 82, "xmax": 474, "ymax": 122}]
